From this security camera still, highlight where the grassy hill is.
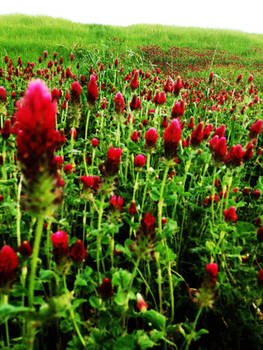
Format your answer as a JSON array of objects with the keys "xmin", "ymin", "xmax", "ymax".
[{"xmin": 1, "ymin": 14, "xmax": 263, "ymax": 62}]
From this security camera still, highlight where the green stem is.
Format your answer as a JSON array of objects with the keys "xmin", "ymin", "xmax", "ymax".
[
  {"xmin": 185, "ymin": 307, "xmax": 203, "ymax": 350},
  {"xmin": 16, "ymin": 174, "xmax": 23, "ymax": 247},
  {"xmin": 211, "ymin": 166, "xmax": 217, "ymax": 226},
  {"xmin": 97, "ymin": 195, "xmax": 105, "ymax": 283},
  {"xmin": 28, "ymin": 216, "xmax": 44, "ymax": 308},
  {"xmin": 140, "ymin": 153, "xmax": 151, "ymax": 220},
  {"xmin": 63, "ymin": 275, "xmax": 86, "ymax": 348},
  {"xmin": 1, "ymin": 294, "xmax": 10, "ymax": 348},
  {"xmin": 129, "ymin": 171, "xmax": 140, "ymax": 237},
  {"xmin": 83, "ymin": 110, "xmax": 91, "ymax": 175},
  {"xmin": 155, "ymin": 252, "xmax": 163, "ymax": 314},
  {"xmin": 82, "ymin": 200, "xmax": 87, "ymax": 244}
]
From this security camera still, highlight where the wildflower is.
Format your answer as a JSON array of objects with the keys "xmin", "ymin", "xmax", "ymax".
[
  {"xmin": 224, "ymin": 206, "xmax": 238, "ymax": 222},
  {"xmin": 110, "ymin": 195, "xmax": 124, "ymax": 211},
  {"xmin": 210, "ymin": 136, "xmax": 227, "ymax": 162},
  {"xmin": 87, "ymin": 75, "xmax": 98, "ymax": 105},
  {"xmin": 105, "ymin": 145, "xmax": 122, "ymax": 177},
  {"xmin": 209, "ymin": 71, "xmax": 214, "ymax": 84},
  {"xmin": 101, "ymin": 97, "xmax": 107, "ymax": 109},
  {"xmin": 91, "ymin": 138, "xmax": 99, "ymax": 147},
  {"xmin": 0, "ymin": 86, "xmax": 7, "ymax": 102},
  {"xmin": 131, "ymin": 130, "xmax": 139, "ymax": 143},
  {"xmin": 257, "ymin": 227, "xmax": 263, "ymax": 242},
  {"xmin": 252, "ymin": 190, "xmax": 260, "ymax": 199},
  {"xmin": 114, "ymin": 92, "xmax": 125, "ymax": 115},
  {"xmin": 79, "ymin": 175, "xmax": 101, "ymax": 192},
  {"xmin": 130, "ymin": 71, "xmax": 139, "ymax": 90},
  {"xmin": 243, "ymin": 142, "xmax": 254, "ymax": 161},
  {"xmin": 163, "ymin": 119, "xmax": 181, "ymax": 158},
  {"xmin": 0, "ymin": 245, "xmax": 19, "ymax": 292},
  {"xmin": 63, "ymin": 163, "xmax": 73, "ymax": 174},
  {"xmin": 130, "ymin": 95, "xmax": 141, "ymax": 111},
  {"xmin": 70, "ymin": 81, "xmax": 81, "ymax": 103},
  {"xmin": 134, "ymin": 155, "xmax": 146, "ymax": 168},
  {"xmin": 141, "ymin": 212, "xmax": 156, "ymax": 236},
  {"xmin": 98, "ymin": 277, "xmax": 114, "ymax": 299},
  {"xmin": 190, "ymin": 122, "xmax": 203, "ymax": 147},
  {"xmin": 51, "ymin": 231, "xmax": 69, "ymax": 264},
  {"xmin": 257, "ymin": 269, "xmax": 263, "ymax": 286},
  {"xmin": 15, "ymin": 79, "xmax": 61, "ymax": 215},
  {"xmin": 172, "ymin": 77, "xmax": 183, "ymax": 96},
  {"xmin": 18, "ymin": 240, "xmax": 32, "ymax": 258},
  {"xmin": 213, "ymin": 125, "xmax": 226, "ymax": 138},
  {"xmin": 1, "ymin": 119, "xmax": 12, "ymax": 139},
  {"xmin": 249, "ymin": 120, "xmax": 262, "ymax": 139},
  {"xmin": 224, "ymin": 145, "xmax": 243, "ymax": 167},
  {"xmin": 70, "ymin": 240, "xmax": 86, "ymax": 263},
  {"xmin": 145, "ymin": 128, "xmax": 158, "ymax": 148},
  {"xmin": 171, "ymin": 100, "xmax": 185, "ymax": 118},
  {"xmin": 128, "ymin": 201, "xmax": 137, "ymax": 215},
  {"xmin": 136, "ymin": 293, "xmax": 148, "ymax": 312}
]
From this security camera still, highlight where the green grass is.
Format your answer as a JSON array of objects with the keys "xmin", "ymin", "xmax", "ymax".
[{"xmin": 1, "ymin": 14, "xmax": 263, "ymax": 62}]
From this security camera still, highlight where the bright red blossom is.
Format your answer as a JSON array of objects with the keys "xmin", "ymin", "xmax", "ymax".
[
  {"xmin": 163, "ymin": 119, "xmax": 181, "ymax": 158},
  {"xmin": 87, "ymin": 75, "xmax": 98, "ymax": 105},
  {"xmin": 0, "ymin": 245, "xmax": 19, "ymax": 290},
  {"xmin": 70, "ymin": 240, "xmax": 86, "ymax": 263}
]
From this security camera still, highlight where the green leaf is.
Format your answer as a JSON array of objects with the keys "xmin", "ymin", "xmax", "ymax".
[
  {"xmin": 114, "ymin": 290, "xmax": 126, "ymax": 306},
  {"xmin": 39, "ymin": 269, "xmax": 57, "ymax": 282},
  {"xmin": 136, "ymin": 331, "xmax": 156, "ymax": 349},
  {"xmin": 113, "ymin": 335, "xmax": 135, "ymax": 350},
  {"xmin": 112, "ymin": 269, "xmax": 132, "ymax": 289},
  {"xmin": 89, "ymin": 296, "xmax": 101, "ymax": 309},
  {"xmin": 143, "ymin": 310, "xmax": 166, "ymax": 331},
  {"xmin": 0, "ymin": 305, "xmax": 34, "ymax": 323}
]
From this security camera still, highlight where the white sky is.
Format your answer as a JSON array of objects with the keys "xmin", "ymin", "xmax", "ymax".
[{"xmin": 1, "ymin": 0, "xmax": 263, "ymax": 34}]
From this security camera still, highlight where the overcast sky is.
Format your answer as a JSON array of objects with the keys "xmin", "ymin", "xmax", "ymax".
[{"xmin": 1, "ymin": 0, "xmax": 263, "ymax": 34}]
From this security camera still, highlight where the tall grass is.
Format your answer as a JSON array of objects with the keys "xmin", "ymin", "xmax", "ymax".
[{"xmin": 0, "ymin": 14, "xmax": 263, "ymax": 62}]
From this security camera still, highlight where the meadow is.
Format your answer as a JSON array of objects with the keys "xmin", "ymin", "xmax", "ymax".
[{"xmin": 0, "ymin": 14, "xmax": 263, "ymax": 350}]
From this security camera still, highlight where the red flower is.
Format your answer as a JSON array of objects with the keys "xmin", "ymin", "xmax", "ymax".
[
  {"xmin": 70, "ymin": 81, "xmax": 81, "ymax": 102},
  {"xmin": 190, "ymin": 122, "xmax": 203, "ymax": 147},
  {"xmin": 130, "ymin": 71, "xmax": 139, "ymax": 90},
  {"xmin": 209, "ymin": 71, "xmax": 214, "ymax": 84},
  {"xmin": 18, "ymin": 240, "xmax": 32, "ymax": 258},
  {"xmin": 163, "ymin": 119, "xmax": 181, "ymax": 158},
  {"xmin": 141, "ymin": 212, "xmax": 156, "ymax": 236},
  {"xmin": 203, "ymin": 124, "xmax": 213, "ymax": 139},
  {"xmin": 70, "ymin": 240, "xmax": 86, "ymax": 263},
  {"xmin": 131, "ymin": 130, "xmax": 139, "ymax": 143},
  {"xmin": 257, "ymin": 269, "xmax": 263, "ymax": 286},
  {"xmin": 0, "ymin": 86, "xmax": 7, "ymax": 102},
  {"xmin": 91, "ymin": 138, "xmax": 99, "ymax": 147},
  {"xmin": 145, "ymin": 128, "xmax": 158, "ymax": 148},
  {"xmin": 171, "ymin": 100, "xmax": 185, "ymax": 118},
  {"xmin": 114, "ymin": 92, "xmax": 125, "ymax": 115},
  {"xmin": 188, "ymin": 116, "xmax": 194, "ymax": 129},
  {"xmin": 172, "ymin": 77, "xmax": 183, "ymax": 96},
  {"xmin": 51, "ymin": 231, "xmax": 69, "ymax": 263},
  {"xmin": 101, "ymin": 97, "xmax": 107, "ymax": 109},
  {"xmin": 64, "ymin": 163, "xmax": 73, "ymax": 174},
  {"xmin": 110, "ymin": 195, "xmax": 124, "ymax": 211},
  {"xmin": 136, "ymin": 293, "xmax": 148, "ymax": 312},
  {"xmin": 134, "ymin": 154, "xmax": 146, "ymax": 168},
  {"xmin": 236, "ymin": 74, "xmax": 242, "ymax": 83},
  {"xmin": 249, "ymin": 120, "xmax": 262, "ymax": 139},
  {"xmin": 98, "ymin": 277, "xmax": 114, "ymax": 299},
  {"xmin": 105, "ymin": 146, "xmax": 122, "ymax": 177},
  {"xmin": 224, "ymin": 206, "xmax": 238, "ymax": 222},
  {"xmin": 210, "ymin": 136, "xmax": 227, "ymax": 162},
  {"xmin": 128, "ymin": 201, "xmax": 137, "ymax": 215},
  {"xmin": 0, "ymin": 245, "xmax": 19, "ymax": 291},
  {"xmin": 87, "ymin": 75, "xmax": 98, "ymax": 105},
  {"xmin": 224, "ymin": 145, "xmax": 243, "ymax": 167},
  {"xmin": 243, "ymin": 142, "xmax": 254, "ymax": 161},
  {"xmin": 130, "ymin": 95, "xmax": 141, "ymax": 111},
  {"xmin": 80, "ymin": 175, "xmax": 101, "ymax": 191},
  {"xmin": 1, "ymin": 119, "xmax": 12, "ymax": 139},
  {"xmin": 213, "ymin": 125, "xmax": 225, "ymax": 138},
  {"xmin": 252, "ymin": 190, "xmax": 260, "ymax": 199},
  {"xmin": 206, "ymin": 263, "xmax": 218, "ymax": 278},
  {"xmin": 257, "ymin": 227, "xmax": 263, "ymax": 242}
]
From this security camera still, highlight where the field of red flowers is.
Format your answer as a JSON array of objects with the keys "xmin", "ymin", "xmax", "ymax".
[{"xmin": 0, "ymin": 47, "xmax": 263, "ymax": 350}]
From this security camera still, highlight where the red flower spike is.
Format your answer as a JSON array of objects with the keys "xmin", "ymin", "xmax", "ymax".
[
  {"xmin": 134, "ymin": 154, "xmax": 146, "ymax": 168},
  {"xmin": 249, "ymin": 120, "xmax": 262, "ymax": 139},
  {"xmin": 114, "ymin": 92, "xmax": 125, "ymax": 115},
  {"xmin": 70, "ymin": 81, "xmax": 81, "ymax": 102},
  {"xmin": 128, "ymin": 201, "xmax": 137, "ymax": 215},
  {"xmin": 98, "ymin": 277, "xmax": 114, "ymax": 299},
  {"xmin": 206, "ymin": 263, "xmax": 218, "ymax": 278},
  {"xmin": 51, "ymin": 231, "xmax": 69, "ymax": 263},
  {"xmin": 105, "ymin": 145, "xmax": 122, "ymax": 177},
  {"xmin": 0, "ymin": 245, "xmax": 19, "ymax": 291},
  {"xmin": 141, "ymin": 212, "xmax": 156, "ymax": 236},
  {"xmin": 18, "ymin": 240, "xmax": 32, "ymax": 258},
  {"xmin": 87, "ymin": 75, "xmax": 98, "ymax": 105},
  {"xmin": 145, "ymin": 128, "xmax": 158, "ymax": 148},
  {"xmin": 257, "ymin": 227, "xmax": 263, "ymax": 242},
  {"xmin": 257, "ymin": 269, "xmax": 263, "ymax": 286},
  {"xmin": 70, "ymin": 240, "xmax": 86, "ymax": 263},
  {"xmin": 136, "ymin": 293, "xmax": 148, "ymax": 312},
  {"xmin": 224, "ymin": 206, "xmax": 238, "ymax": 222},
  {"xmin": 131, "ymin": 130, "xmax": 139, "ymax": 143},
  {"xmin": 110, "ymin": 195, "xmax": 124, "ymax": 211},
  {"xmin": 171, "ymin": 99, "xmax": 185, "ymax": 118},
  {"xmin": 91, "ymin": 138, "xmax": 99, "ymax": 147},
  {"xmin": 190, "ymin": 122, "xmax": 203, "ymax": 147},
  {"xmin": 0, "ymin": 86, "xmax": 7, "ymax": 102},
  {"xmin": 163, "ymin": 119, "xmax": 181, "ymax": 158},
  {"xmin": 63, "ymin": 163, "xmax": 73, "ymax": 175}
]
